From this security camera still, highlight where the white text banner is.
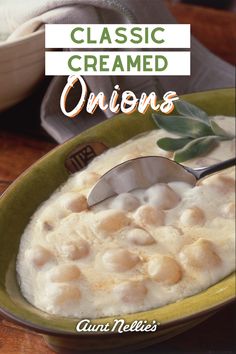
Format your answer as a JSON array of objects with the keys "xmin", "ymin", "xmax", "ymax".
[
  {"xmin": 45, "ymin": 51, "xmax": 191, "ymax": 76},
  {"xmin": 45, "ymin": 24, "xmax": 190, "ymax": 49}
]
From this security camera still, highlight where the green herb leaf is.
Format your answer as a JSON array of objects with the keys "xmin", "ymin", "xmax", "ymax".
[
  {"xmin": 153, "ymin": 100, "xmax": 234, "ymax": 162},
  {"xmin": 210, "ymin": 120, "xmax": 233, "ymax": 139},
  {"xmin": 152, "ymin": 114, "xmax": 214, "ymax": 138},
  {"xmin": 175, "ymin": 100, "xmax": 209, "ymax": 123},
  {"xmin": 174, "ymin": 136, "xmax": 219, "ymax": 163},
  {"xmin": 157, "ymin": 137, "xmax": 192, "ymax": 151}
]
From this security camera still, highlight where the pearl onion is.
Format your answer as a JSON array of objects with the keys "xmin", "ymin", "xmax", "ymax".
[
  {"xmin": 25, "ymin": 245, "xmax": 54, "ymax": 268},
  {"xmin": 49, "ymin": 264, "xmax": 81, "ymax": 282},
  {"xmin": 49, "ymin": 284, "xmax": 81, "ymax": 306},
  {"xmin": 221, "ymin": 202, "xmax": 235, "ymax": 219},
  {"xmin": 114, "ymin": 281, "xmax": 147, "ymax": 304},
  {"xmin": 65, "ymin": 194, "xmax": 88, "ymax": 213},
  {"xmin": 96, "ymin": 210, "xmax": 131, "ymax": 234},
  {"xmin": 180, "ymin": 239, "xmax": 221, "ymax": 269},
  {"xmin": 180, "ymin": 207, "xmax": 205, "ymax": 226},
  {"xmin": 110, "ymin": 193, "xmax": 140, "ymax": 212},
  {"xmin": 58, "ymin": 239, "xmax": 89, "ymax": 260},
  {"xmin": 72, "ymin": 171, "xmax": 100, "ymax": 189},
  {"xmin": 200, "ymin": 174, "xmax": 235, "ymax": 192},
  {"xmin": 126, "ymin": 228, "xmax": 155, "ymax": 245},
  {"xmin": 134, "ymin": 205, "xmax": 165, "ymax": 227},
  {"xmin": 168, "ymin": 181, "xmax": 192, "ymax": 196},
  {"xmin": 81, "ymin": 171, "xmax": 100, "ymax": 187},
  {"xmin": 145, "ymin": 184, "xmax": 180, "ymax": 210},
  {"xmin": 147, "ymin": 255, "xmax": 182, "ymax": 284},
  {"xmin": 102, "ymin": 249, "xmax": 140, "ymax": 272}
]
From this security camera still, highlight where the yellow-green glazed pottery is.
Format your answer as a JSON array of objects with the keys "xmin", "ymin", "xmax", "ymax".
[{"xmin": 0, "ymin": 88, "xmax": 235, "ymax": 353}]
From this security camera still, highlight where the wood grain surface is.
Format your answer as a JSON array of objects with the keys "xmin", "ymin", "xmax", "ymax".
[
  {"xmin": 0, "ymin": 131, "xmax": 55, "ymax": 183},
  {"xmin": 168, "ymin": 2, "xmax": 236, "ymax": 65},
  {"xmin": 0, "ymin": 2, "xmax": 235, "ymax": 353}
]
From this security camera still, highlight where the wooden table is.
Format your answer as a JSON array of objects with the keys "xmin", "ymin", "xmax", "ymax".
[{"xmin": 0, "ymin": 3, "xmax": 235, "ymax": 353}]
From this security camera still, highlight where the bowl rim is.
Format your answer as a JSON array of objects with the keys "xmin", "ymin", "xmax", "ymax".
[
  {"xmin": 0, "ymin": 88, "xmax": 235, "ymax": 336},
  {"xmin": 0, "ymin": 29, "xmax": 44, "ymax": 50},
  {"xmin": 0, "ymin": 291, "xmax": 234, "ymax": 337}
]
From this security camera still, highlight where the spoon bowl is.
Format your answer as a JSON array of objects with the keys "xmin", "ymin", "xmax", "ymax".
[{"xmin": 87, "ymin": 156, "xmax": 235, "ymax": 207}]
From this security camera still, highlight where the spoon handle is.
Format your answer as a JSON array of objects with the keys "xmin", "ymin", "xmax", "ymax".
[{"xmin": 185, "ymin": 157, "xmax": 236, "ymax": 181}]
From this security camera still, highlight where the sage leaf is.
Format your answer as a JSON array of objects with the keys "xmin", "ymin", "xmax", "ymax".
[
  {"xmin": 210, "ymin": 120, "xmax": 233, "ymax": 139},
  {"xmin": 174, "ymin": 136, "xmax": 219, "ymax": 163},
  {"xmin": 175, "ymin": 100, "xmax": 209, "ymax": 123},
  {"xmin": 152, "ymin": 114, "xmax": 214, "ymax": 138},
  {"xmin": 157, "ymin": 137, "xmax": 192, "ymax": 151}
]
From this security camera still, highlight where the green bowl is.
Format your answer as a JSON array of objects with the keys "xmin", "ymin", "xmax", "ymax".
[{"xmin": 0, "ymin": 88, "xmax": 235, "ymax": 353}]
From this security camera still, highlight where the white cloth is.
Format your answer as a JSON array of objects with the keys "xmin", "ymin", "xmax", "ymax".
[{"xmin": 0, "ymin": 0, "xmax": 235, "ymax": 143}]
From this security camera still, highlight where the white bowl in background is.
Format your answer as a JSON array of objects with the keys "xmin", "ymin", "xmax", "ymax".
[{"xmin": 0, "ymin": 30, "xmax": 45, "ymax": 112}]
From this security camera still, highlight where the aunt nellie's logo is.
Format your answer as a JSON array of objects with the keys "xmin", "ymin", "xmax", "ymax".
[{"xmin": 76, "ymin": 318, "xmax": 159, "ymax": 333}]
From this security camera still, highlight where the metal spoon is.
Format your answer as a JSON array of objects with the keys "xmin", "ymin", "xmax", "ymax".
[{"xmin": 87, "ymin": 156, "xmax": 235, "ymax": 207}]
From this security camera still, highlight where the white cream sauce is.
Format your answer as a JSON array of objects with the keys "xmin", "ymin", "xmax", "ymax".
[{"xmin": 16, "ymin": 116, "xmax": 235, "ymax": 318}]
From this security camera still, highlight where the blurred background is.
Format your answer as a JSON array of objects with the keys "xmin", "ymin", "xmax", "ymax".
[
  {"xmin": 0, "ymin": 0, "xmax": 235, "ymax": 140},
  {"xmin": 173, "ymin": 0, "xmax": 236, "ymax": 11}
]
